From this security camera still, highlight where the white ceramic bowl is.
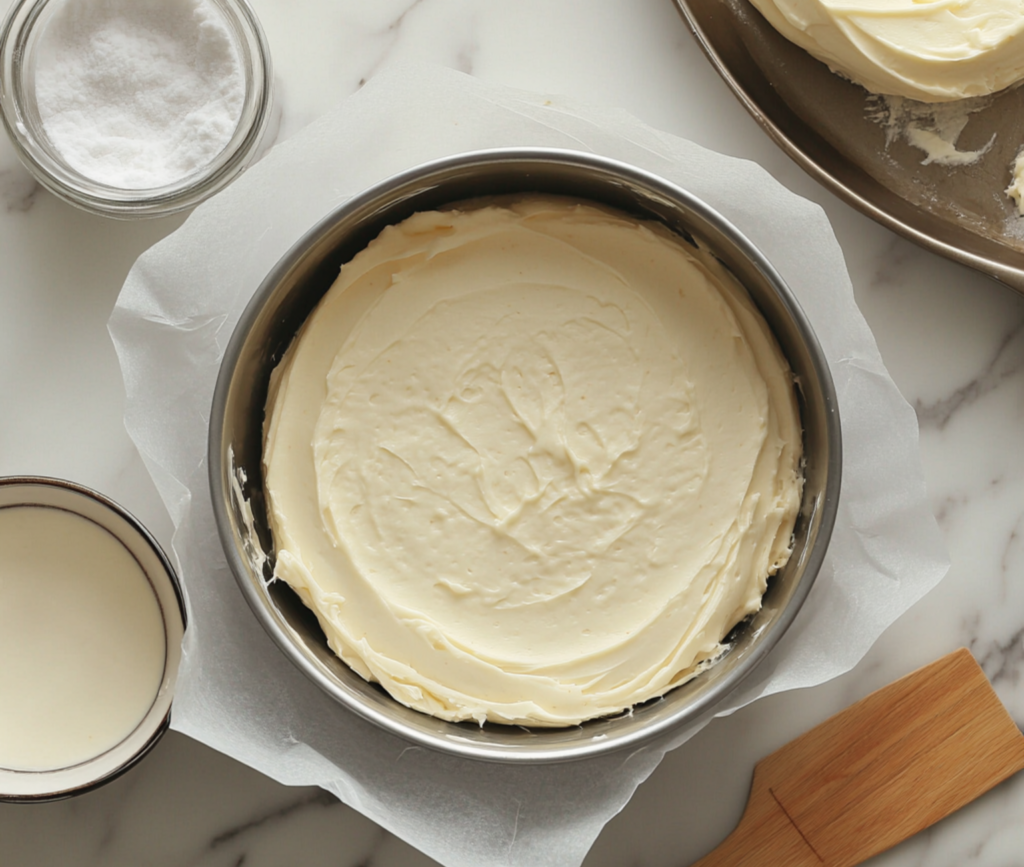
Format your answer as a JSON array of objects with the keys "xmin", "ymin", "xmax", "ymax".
[{"xmin": 0, "ymin": 477, "xmax": 185, "ymax": 801}]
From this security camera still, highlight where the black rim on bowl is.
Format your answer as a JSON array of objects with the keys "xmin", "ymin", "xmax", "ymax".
[{"xmin": 209, "ymin": 148, "xmax": 842, "ymax": 764}]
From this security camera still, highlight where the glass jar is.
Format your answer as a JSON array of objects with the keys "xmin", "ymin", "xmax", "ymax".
[{"xmin": 0, "ymin": 0, "xmax": 273, "ymax": 219}]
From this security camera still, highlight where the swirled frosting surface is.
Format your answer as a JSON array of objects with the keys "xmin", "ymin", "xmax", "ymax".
[
  {"xmin": 263, "ymin": 198, "xmax": 802, "ymax": 726},
  {"xmin": 748, "ymin": 0, "xmax": 1024, "ymax": 102}
]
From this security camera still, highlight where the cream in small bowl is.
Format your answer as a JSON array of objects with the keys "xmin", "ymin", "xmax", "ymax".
[{"xmin": 0, "ymin": 477, "xmax": 185, "ymax": 801}]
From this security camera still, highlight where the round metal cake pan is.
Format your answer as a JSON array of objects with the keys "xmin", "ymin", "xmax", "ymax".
[
  {"xmin": 209, "ymin": 148, "xmax": 842, "ymax": 764},
  {"xmin": 673, "ymin": 0, "xmax": 1024, "ymax": 296}
]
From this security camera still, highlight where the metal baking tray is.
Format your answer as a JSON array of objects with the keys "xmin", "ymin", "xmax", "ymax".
[{"xmin": 673, "ymin": 0, "xmax": 1024, "ymax": 295}]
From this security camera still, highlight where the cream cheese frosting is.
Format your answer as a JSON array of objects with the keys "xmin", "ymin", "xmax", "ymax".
[
  {"xmin": 1007, "ymin": 148, "xmax": 1024, "ymax": 213},
  {"xmin": 748, "ymin": 0, "xmax": 1024, "ymax": 102},
  {"xmin": 263, "ymin": 197, "xmax": 803, "ymax": 726}
]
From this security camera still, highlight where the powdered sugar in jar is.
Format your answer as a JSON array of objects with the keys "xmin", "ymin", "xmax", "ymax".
[{"xmin": 0, "ymin": 0, "xmax": 273, "ymax": 218}]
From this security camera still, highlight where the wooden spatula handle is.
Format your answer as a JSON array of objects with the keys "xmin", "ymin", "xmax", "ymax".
[
  {"xmin": 690, "ymin": 649, "xmax": 1024, "ymax": 867},
  {"xmin": 691, "ymin": 773, "xmax": 821, "ymax": 866}
]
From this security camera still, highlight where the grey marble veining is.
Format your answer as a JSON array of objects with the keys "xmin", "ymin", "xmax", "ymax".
[
  {"xmin": 0, "ymin": 166, "xmax": 38, "ymax": 214},
  {"xmin": 1, "ymin": 0, "xmax": 1023, "ymax": 865}
]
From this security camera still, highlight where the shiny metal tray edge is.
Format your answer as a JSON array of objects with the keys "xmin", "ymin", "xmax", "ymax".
[{"xmin": 672, "ymin": 0, "xmax": 1024, "ymax": 296}]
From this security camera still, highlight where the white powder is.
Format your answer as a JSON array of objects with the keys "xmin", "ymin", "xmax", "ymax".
[{"xmin": 33, "ymin": 0, "xmax": 245, "ymax": 189}]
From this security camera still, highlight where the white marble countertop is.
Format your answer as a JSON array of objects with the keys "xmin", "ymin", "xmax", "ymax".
[{"xmin": 2, "ymin": 1, "xmax": 1023, "ymax": 865}]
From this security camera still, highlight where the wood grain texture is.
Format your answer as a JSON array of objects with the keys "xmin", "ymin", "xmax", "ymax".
[{"xmin": 692, "ymin": 649, "xmax": 1024, "ymax": 867}]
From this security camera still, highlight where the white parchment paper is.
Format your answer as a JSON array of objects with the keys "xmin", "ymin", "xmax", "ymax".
[{"xmin": 108, "ymin": 65, "xmax": 949, "ymax": 867}]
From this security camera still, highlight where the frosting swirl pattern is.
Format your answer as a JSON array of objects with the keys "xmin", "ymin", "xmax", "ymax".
[
  {"xmin": 748, "ymin": 0, "xmax": 1024, "ymax": 102},
  {"xmin": 263, "ymin": 198, "xmax": 802, "ymax": 726}
]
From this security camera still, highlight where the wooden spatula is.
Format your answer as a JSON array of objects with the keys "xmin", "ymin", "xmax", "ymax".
[{"xmin": 692, "ymin": 648, "xmax": 1024, "ymax": 866}]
